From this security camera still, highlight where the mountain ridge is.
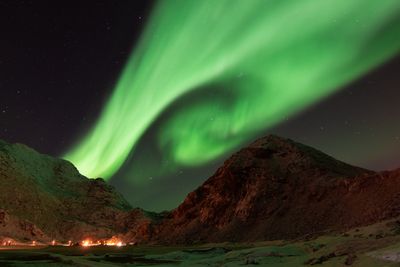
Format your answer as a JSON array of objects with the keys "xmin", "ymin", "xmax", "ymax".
[
  {"xmin": 0, "ymin": 139, "xmax": 152, "ymax": 243},
  {"xmin": 152, "ymin": 135, "xmax": 400, "ymax": 244},
  {"xmin": 1, "ymin": 135, "xmax": 400, "ymax": 245}
]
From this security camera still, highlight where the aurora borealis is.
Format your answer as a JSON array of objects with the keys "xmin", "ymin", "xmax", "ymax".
[
  {"xmin": 1, "ymin": 0, "xmax": 400, "ymax": 211},
  {"xmin": 64, "ymin": 0, "xmax": 400, "ymax": 179}
]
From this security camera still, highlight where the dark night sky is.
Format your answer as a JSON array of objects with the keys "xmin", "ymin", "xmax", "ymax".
[
  {"xmin": 1, "ymin": 0, "xmax": 399, "ymax": 211},
  {"xmin": 0, "ymin": 0, "xmax": 153, "ymax": 155}
]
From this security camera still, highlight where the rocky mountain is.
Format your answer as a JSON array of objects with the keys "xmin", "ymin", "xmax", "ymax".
[
  {"xmin": 2, "ymin": 135, "xmax": 400, "ymax": 246},
  {"xmin": 0, "ymin": 139, "xmax": 153, "ymax": 243},
  {"xmin": 153, "ymin": 135, "xmax": 400, "ymax": 244}
]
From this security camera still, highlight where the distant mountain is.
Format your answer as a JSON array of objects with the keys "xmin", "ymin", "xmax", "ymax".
[
  {"xmin": 0, "ymin": 139, "xmax": 152, "ymax": 243},
  {"xmin": 153, "ymin": 135, "xmax": 400, "ymax": 244}
]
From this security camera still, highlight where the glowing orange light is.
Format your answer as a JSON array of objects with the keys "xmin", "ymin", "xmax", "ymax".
[
  {"xmin": 79, "ymin": 237, "xmax": 125, "ymax": 247},
  {"xmin": 81, "ymin": 239, "xmax": 92, "ymax": 247},
  {"xmin": 103, "ymin": 236, "xmax": 125, "ymax": 247}
]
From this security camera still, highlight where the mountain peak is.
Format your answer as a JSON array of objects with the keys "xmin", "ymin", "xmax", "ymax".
[
  {"xmin": 248, "ymin": 134, "xmax": 289, "ymax": 146},
  {"xmin": 153, "ymin": 135, "xmax": 398, "ymax": 244},
  {"xmin": 231, "ymin": 134, "xmax": 371, "ymax": 179},
  {"xmin": 0, "ymin": 138, "xmax": 152, "ymax": 243}
]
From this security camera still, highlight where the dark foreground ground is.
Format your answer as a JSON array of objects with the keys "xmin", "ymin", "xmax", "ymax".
[{"xmin": 1, "ymin": 218, "xmax": 400, "ymax": 266}]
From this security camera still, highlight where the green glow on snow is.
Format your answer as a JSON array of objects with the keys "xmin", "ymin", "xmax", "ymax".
[{"xmin": 64, "ymin": 0, "xmax": 400, "ymax": 179}]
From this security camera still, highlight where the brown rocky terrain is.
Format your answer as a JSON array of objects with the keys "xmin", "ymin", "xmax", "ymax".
[
  {"xmin": 153, "ymin": 135, "xmax": 400, "ymax": 244},
  {"xmin": 0, "ymin": 139, "xmax": 153, "ymax": 243},
  {"xmin": 2, "ymin": 135, "xmax": 400, "ymax": 246}
]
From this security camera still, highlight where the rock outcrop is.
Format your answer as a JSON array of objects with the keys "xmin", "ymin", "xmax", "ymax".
[{"xmin": 153, "ymin": 135, "xmax": 400, "ymax": 244}]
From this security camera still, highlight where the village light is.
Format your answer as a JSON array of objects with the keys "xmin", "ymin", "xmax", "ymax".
[
  {"xmin": 79, "ymin": 237, "xmax": 126, "ymax": 247},
  {"xmin": 81, "ymin": 239, "xmax": 92, "ymax": 247}
]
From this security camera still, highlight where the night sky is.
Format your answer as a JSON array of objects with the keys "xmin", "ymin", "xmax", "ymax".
[{"xmin": 1, "ymin": 0, "xmax": 399, "ymax": 211}]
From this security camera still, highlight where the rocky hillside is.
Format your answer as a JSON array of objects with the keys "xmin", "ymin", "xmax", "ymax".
[
  {"xmin": 153, "ymin": 135, "xmax": 400, "ymax": 244},
  {"xmin": 0, "ymin": 139, "xmax": 152, "ymax": 243},
  {"xmin": 2, "ymin": 135, "xmax": 400, "ymax": 246}
]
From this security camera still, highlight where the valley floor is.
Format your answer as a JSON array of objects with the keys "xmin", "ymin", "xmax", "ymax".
[{"xmin": 1, "ymin": 218, "xmax": 400, "ymax": 266}]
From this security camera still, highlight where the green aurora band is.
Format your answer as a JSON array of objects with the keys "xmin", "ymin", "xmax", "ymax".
[{"xmin": 64, "ymin": 0, "xmax": 400, "ymax": 179}]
